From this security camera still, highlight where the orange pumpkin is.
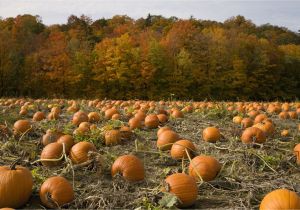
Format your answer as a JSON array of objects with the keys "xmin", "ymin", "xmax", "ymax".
[
  {"xmin": 202, "ymin": 127, "xmax": 221, "ymax": 143},
  {"xmin": 105, "ymin": 130, "xmax": 121, "ymax": 146},
  {"xmin": 40, "ymin": 176, "xmax": 74, "ymax": 208},
  {"xmin": 189, "ymin": 155, "xmax": 221, "ymax": 181},
  {"xmin": 157, "ymin": 130, "xmax": 179, "ymax": 150},
  {"xmin": 241, "ymin": 127, "xmax": 266, "ymax": 144},
  {"xmin": 111, "ymin": 155, "xmax": 145, "ymax": 181},
  {"xmin": 72, "ymin": 111, "xmax": 89, "ymax": 126},
  {"xmin": 170, "ymin": 140, "xmax": 196, "ymax": 160},
  {"xmin": 57, "ymin": 135, "xmax": 74, "ymax": 154},
  {"xmin": 69, "ymin": 141, "xmax": 97, "ymax": 164},
  {"xmin": 88, "ymin": 112, "xmax": 101, "ymax": 123},
  {"xmin": 33, "ymin": 111, "xmax": 45, "ymax": 121},
  {"xmin": 164, "ymin": 173, "xmax": 198, "ymax": 207},
  {"xmin": 0, "ymin": 164, "xmax": 33, "ymax": 208},
  {"xmin": 144, "ymin": 114, "xmax": 159, "ymax": 128},
  {"xmin": 40, "ymin": 142, "xmax": 63, "ymax": 167},
  {"xmin": 13, "ymin": 120, "xmax": 31, "ymax": 135},
  {"xmin": 260, "ymin": 189, "xmax": 300, "ymax": 210}
]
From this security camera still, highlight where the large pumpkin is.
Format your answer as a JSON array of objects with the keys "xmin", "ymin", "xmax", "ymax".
[
  {"xmin": 40, "ymin": 176, "xmax": 74, "ymax": 208},
  {"xmin": 111, "ymin": 155, "xmax": 145, "ymax": 181},
  {"xmin": 0, "ymin": 164, "xmax": 33, "ymax": 208},
  {"xmin": 69, "ymin": 141, "xmax": 97, "ymax": 164},
  {"xmin": 164, "ymin": 173, "xmax": 198, "ymax": 207},
  {"xmin": 260, "ymin": 189, "xmax": 300, "ymax": 210}
]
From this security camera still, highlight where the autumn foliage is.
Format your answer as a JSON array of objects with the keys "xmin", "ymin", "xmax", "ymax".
[{"xmin": 0, "ymin": 14, "xmax": 299, "ymax": 100}]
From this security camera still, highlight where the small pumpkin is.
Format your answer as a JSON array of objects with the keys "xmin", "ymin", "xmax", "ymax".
[
  {"xmin": 72, "ymin": 111, "xmax": 89, "ymax": 126},
  {"xmin": 170, "ymin": 140, "xmax": 196, "ymax": 160},
  {"xmin": 233, "ymin": 116, "xmax": 243, "ymax": 124},
  {"xmin": 259, "ymin": 189, "xmax": 300, "ymax": 210},
  {"xmin": 128, "ymin": 117, "xmax": 142, "ymax": 129},
  {"xmin": 163, "ymin": 173, "xmax": 198, "ymax": 207},
  {"xmin": 0, "ymin": 164, "xmax": 33, "ymax": 208},
  {"xmin": 120, "ymin": 126, "xmax": 132, "ymax": 140},
  {"xmin": 157, "ymin": 126, "xmax": 172, "ymax": 137},
  {"xmin": 157, "ymin": 114, "xmax": 168, "ymax": 123},
  {"xmin": 144, "ymin": 114, "xmax": 159, "ymax": 128},
  {"xmin": 157, "ymin": 130, "xmax": 179, "ymax": 150},
  {"xmin": 281, "ymin": 129, "xmax": 289, "ymax": 137},
  {"xmin": 171, "ymin": 110, "xmax": 184, "ymax": 118},
  {"xmin": 241, "ymin": 118, "xmax": 253, "ymax": 129},
  {"xmin": 40, "ymin": 142, "xmax": 63, "ymax": 167},
  {"xmin": 88, "ymin": 112, "xmax": 101, "ymax": 123},
  {"xmin": 111, "ymin": 155, "xmax": 145, "ymax": 181},
  {"xmin": 13, "ymin": 119, "xmax": 31, "ymax": 135},
  {"xmin": 42, "ymin": 130, "xmax": 61, "ymax": 146},
  {"xmin": 57, "ymin": 135, "xmax": 74, "ymax": 154},
  {"xmin": 40, "ymin": 176, "xmax": 74, "ymax": 208},
  {"xmin": 33, "ymin": 111, "xmax": 45, "ymax": 121},
  {"xmin": 254, "ymin": 114, "xmax": 268, "ymax": 124},
  {"xmin": 188, "ymin": 155, "xmax": 221, "ymax": 181},
  {"xmin": 104, "ymin": 130, "xmax": 121, "ymax": 146},
  {"xmin": 202, "ymin": 127, "xmax": 221, "ymax": 143},
  {"xmin": 69, "ymin": 141, "xmax": 97, "ymax": 164},
  {"xmin": 241, "ymin": 127, "xmax": 266, "ymax": 144}
]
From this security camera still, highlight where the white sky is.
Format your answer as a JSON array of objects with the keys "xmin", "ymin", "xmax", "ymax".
[{"xmin": 0, "ymin": 0, "xmax": 299, "ymax": 31}]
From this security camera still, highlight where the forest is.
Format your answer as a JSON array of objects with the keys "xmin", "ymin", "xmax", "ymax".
[{"xmin": 0, "ymin": 14, "xmax": 299, "ymax": 100}]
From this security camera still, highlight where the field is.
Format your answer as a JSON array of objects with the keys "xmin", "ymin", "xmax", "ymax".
[{"xmin": 0, "ymin": 99, "xmax": 299, "ymax": 209}]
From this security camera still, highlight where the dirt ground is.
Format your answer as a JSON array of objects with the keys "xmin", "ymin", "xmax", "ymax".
[{"xmin": 0, "ymin": 101, "xmax": 299, "ymax": 209}]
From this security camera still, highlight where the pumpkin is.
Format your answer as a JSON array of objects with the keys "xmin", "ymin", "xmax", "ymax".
[
  {"xmin": 157, "ymin": 114, "xmax": 168, "ymax": 123},
  {"xmin": 170, "ymin": 140, "xmax": 196, "ymax": 160},
  {"xmin": 0, "ymin": 164, "xmax": 33, "ymax": 208},
  {"xmin": 241, "ymin": 118, "xmax": 253, "ymax": 129},
  {"xmin": 104, "ymin": 130, "xmax": 121, "ymax": 146},
  {"xmin": 188, "ymin": 155, "xmax": 221, "ymax": 181},
  {"xmin": 88, "ymin": 112, "xmax": 101, "ymax": 123},
  {"xmin": 128, "ymin": 117, "xmax": 142, "ymax": 129},
  {"xmin": 111, "ymin": 113, "xmax": 120, "ymax": 120},
  {"xmin": 253, "ymin": 120, "xmax": 275, "ymax": 136},
  {"xmin": 105, "ymin": 108, "xmax": 118, "ymax": 119},
  {"xmin": 233, "ymin": 116, "xmax": 243, "ymax": 124},
  {"xmin": 241, "ymin": 127, "xmax": 266, "ymax": 144},
  {"xmin": 40, "ymin": 143, "xmax": 63, "ymax": 167},
  {"xmin": 278, "ymin": 111, "xmax": 289, "ymax": 120},
  {"xmin": 281, "ymin": 129, "xmax": 289, "ymax": 137},
  {"xmin": 144, "ymin": 114, "xmax": 159, "ymax": 128},
  {"xmin": 157, "ymin": 130, "xmax": 179, "ymax": 150},
  {"xmin": 69, "ymin": 141, "xmax": 97, "ymax": 164},
  {"xmin": 164, "ymin": 173, "xmax": 198, "ymax": 207},
  {"xmin": 111, "ymin": 155, "xmax": 145, "ymax": 181},
  {"xmin": 40, "ymin": 176, "xmax": 74, "ymax": 208},
  {"xmin": 157, "ymin": 126, "xmax": 172, "ymax": 137},
  {"xmin": 294, "ymin": 143, "xmax": 300, "ymax": 165},
  {"xmin": 288, "ymin": 111, "xmax": 298, "ymax": 119},
  {"xmin": 33, "ymin": 111, "xmax": 45, "ymax": 121},
  {"xmin": 13, "ymin": 119, "xmax": 31, "ymax": 135},
  {"xmin": 202, "ymin": 127, "xmax": 221, "ymax": 143},
  {"xmin": 120, "ymin": 126, "xmax": 132, "ymax": 140},
  {"xmin": 57, "ymin": 135, "xmax": 74, "ymax": 154},
  {"xmin": 171, "ymin": 110, "xmax": 184, "ymax": 118},
  {"xmin": 42, "ymin": 130, "xmax": 62, "ymax": 146},
  {"xmin": 254, "ymin": 114, "xmax": 268, "ymax": 124},
  {"xmin": 72, "ymin": 111, "xmax": 89, "ymax": 126},
  {"xmin": 134, "ymin": 111, "xmax": 146, "ymax": 121},
  {"xmin": 259, "ymin": 189, "xmax": 300, "ymax": 210}
]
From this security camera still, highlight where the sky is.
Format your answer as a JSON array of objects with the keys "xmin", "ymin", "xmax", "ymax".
[{"xmin": 0, "ymin": 0, "xmax": 299, "ymax": 31}]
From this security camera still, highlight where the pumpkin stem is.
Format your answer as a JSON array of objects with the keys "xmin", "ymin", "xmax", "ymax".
[{"xmin": 10, "ymin": 158, "xmax": 21, "ymax": 170}]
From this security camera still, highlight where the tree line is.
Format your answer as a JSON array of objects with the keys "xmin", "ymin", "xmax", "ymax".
[{"xmin": 0, "ymin": 14, "xmax": 299, "ymax": 100}]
